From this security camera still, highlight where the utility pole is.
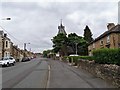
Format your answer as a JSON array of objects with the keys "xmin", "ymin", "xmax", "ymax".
[
  {"xmin": 75, "ymin": 43, "xmax": 78, "ymax": 55},
  {"xmin": 24, "ymin": 43, "xmax": 26, "ymax": 58},
  {"xmin": 75, "ymin": 36, "xmax": 78, "ymax": 55},
  {"xmin": 23, "ymin": 43, "xmax": 30, "ymax": 58},
  {"xmin": 2, "ymin": 36, "xmax": 5, "ymax": 58}
]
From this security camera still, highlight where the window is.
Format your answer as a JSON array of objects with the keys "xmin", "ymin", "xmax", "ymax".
[
  {"xmin": 5, "ymin": 53, "xmax": 7, "ymax": 57},
  {"xmin": 6, "ymin": 41, "xmax": 8, "ymax": 48},
  {"xmin": 100, "ymin": 40, "xmax": 104, "ymax": 45},
  {"xmin": 107, "ymin": 36, "xmax": 110, "ymax": 43},
  {"xmin": 9, "ymin": 57, "xmax": 13, "ymax": 60},
  {"xmin": 118, "ymin": 43, "xmax": 120, "ymax": 48}
]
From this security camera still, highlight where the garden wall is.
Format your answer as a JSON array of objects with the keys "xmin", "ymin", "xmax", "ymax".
[{"xmin": 78, "ymin": 60, "xmax": 120, "ymax": 88}]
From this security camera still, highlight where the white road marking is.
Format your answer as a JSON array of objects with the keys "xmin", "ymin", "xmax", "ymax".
[{"xmin": 46, "ymin": 65, "xmax": 51, "ymax": 88}]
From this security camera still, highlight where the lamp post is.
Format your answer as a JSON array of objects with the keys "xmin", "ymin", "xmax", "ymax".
[
  {"xmin": 75, "ymin": 36, "xmax": 78, "ymax": 55},
  {"xmin": 1, "ymin": 17, "xmax": 11, "ymax": 20}
]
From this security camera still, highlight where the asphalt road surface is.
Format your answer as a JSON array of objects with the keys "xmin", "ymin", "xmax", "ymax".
[
  {"xmin": 2, "ymin": 58, "xmax": 49, "ymax": 88},
  {"xmin": 1, "ymin": 57, "xmax": 116, "ymax": 88}
]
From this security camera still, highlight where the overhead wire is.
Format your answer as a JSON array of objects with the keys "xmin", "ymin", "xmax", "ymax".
[{"xmin": 0, "ymin": 25, "xmax": 23, "ymax": 44}]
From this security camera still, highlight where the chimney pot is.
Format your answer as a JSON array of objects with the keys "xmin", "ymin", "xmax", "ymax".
[
  {"xmin": 4, "ymin": 33, "xmax": 7, "ymax": 37},
  {"xmin": 107, "ymin": 23, "xmax": 115, "ymax": 30}
]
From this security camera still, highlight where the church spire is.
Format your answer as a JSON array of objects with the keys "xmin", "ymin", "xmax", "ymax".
[
  {"xmin": 60, "ymin": 19, "xmax": 62, "ymax": 26},
  {"xmin": 58, "ymin": 19, "xmax": 67, "ymax": 35}
]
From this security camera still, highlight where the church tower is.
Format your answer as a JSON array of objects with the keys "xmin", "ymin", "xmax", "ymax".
[{"xmin": 58, "ymin": 19, "xmax": 67, "ymax": 35}]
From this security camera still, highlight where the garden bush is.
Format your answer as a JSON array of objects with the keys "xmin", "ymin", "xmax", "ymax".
[{"xmin": 93, "ymin": 48, "xmax": 120, "ymax": 65}]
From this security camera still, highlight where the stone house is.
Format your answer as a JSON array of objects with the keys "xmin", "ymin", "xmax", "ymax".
[
  {"xmin": 0, "ymin": 31, "xmax": 4, "ymax": 59},
  {"xmin": 11, "ymin": 45, "xmax": 22, "ymax": 61},
  {"xmin": 19, "ymin": 50, "xmax": 24, "ymax": 61},
  {"xmin": 2, "ymin": 33, "xmax": 12, "ymax": 57},
  {"xmin": 0, "ymin": 31, "xmax": 13, "ymax": 58},
  {"xmin": 88, "ymin": 23, "xmax": 120, "ymax": 56},
  {"xmin": 0, "ymin": 30, "xmax": 34, "ymax": 60}
]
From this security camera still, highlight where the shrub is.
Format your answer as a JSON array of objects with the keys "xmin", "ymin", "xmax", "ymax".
[{"xmin": 93, "ymin": 48, "xmax": 120, "ymax": 65}]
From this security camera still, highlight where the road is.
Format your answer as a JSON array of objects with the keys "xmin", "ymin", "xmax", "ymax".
[
  {"xmin": 2, "ymin": 58, "xmax": 49, "ymax": 88},
  {"xmin": 1, "ymin": 57, "xmax": 116, "ymax": 88}
]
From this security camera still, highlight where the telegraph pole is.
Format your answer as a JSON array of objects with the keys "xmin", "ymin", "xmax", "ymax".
[
  {"xmin": 2, "ymin": 36, "xmax": 5, "ymax": 58},
  {"xmin": 75, "ymin": 43, "xmax": 78, "ymax": 55},
  {"xmin": 24, "ymin": 43, "xmax": 26, "ymax": 58},
  {"xmin": 23, "ymin": 43, "xmax": 30, "ymax": 58}
]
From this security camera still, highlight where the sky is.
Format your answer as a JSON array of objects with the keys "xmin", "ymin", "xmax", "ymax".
[{"xmin": 0, "ymin": 0, "xmax": 119, "ymax": 53}]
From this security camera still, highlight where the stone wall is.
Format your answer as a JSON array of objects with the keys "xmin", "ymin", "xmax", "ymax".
[{"xmin": 78, "ymin": 60, "xmax": 120, "ymax": 88}]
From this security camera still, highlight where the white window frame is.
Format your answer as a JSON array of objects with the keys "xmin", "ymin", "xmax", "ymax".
[
  {"xmin": 100, "ymin": 40, "xmax": 104, "ymax": 45},
  {"xmin": 107, "ymin": 35, "xmax": 110, "ymax": 43}
]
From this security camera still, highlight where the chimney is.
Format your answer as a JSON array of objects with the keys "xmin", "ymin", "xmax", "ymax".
[
  {"xmin": 0, "ymin": 31, "xmax": 4, "ymax": 36},
  {"xmin": 4, "ymin": 33, "xmax": 7, "ymax": 37},
  {"xmin": 107, "ymin": 23, "xmax": 115, "ymax": 30}
]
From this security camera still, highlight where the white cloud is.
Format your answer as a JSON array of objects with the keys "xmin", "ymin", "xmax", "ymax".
[
  {"xmin": 2, "ymin": 0, "xmax": 119, "ymax": 2},
  {"xmin": 1, "ymin": 2, "xmax": 118, "ymax": 53}
]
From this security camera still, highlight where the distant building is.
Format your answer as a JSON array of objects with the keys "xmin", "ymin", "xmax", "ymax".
[
  {"xmin": 58, "ymin": 20, "xmax": 67, "ymax": 35},
  {"xmin": 88, "ymin": 23, "xmax": 120, "ymax": 56}
]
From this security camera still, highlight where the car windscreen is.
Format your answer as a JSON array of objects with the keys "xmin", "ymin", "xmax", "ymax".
[
  {"xmin": 3, "ymin": 58, "xmax": 9, "ymax": 60},
  {"xmin": 9, "ymin": 58, "xmax": 13, "ymax": 60}
]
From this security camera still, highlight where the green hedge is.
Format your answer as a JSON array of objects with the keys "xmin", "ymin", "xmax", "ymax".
[{"xmin": 93, "ymin": 48, "xmax": 120, "ymax": 65}]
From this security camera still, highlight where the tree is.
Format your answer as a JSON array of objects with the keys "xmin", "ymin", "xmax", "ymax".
[
  {"xmin": 43, "ymin": 50, "xmax": 51, "ymax": 57},
  {"xmin": 83, "ymin": 25, "xmax": 93, "ymax": 43},
  {"xmin": 83, "ymin": 25, "xmax": 94, "ymax": 55},
  {"xmin": 52, "ymin": 33, "xmax": 68, "ymax": 56},
  {"xmin": 67, "ymin": 33, "xmax": 87, "ymax": 55}
]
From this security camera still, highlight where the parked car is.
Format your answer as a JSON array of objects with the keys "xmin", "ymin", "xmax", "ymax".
[
  {"xmin": 21, "ymin": 57, "xmax": 30, "ymax": 62},
  {"xmin": 0, "ymin": 57, "xmax": 16, "ymax": 66}
]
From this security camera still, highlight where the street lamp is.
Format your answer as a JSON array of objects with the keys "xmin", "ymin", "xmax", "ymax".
[{"xmin": 1, "ymin": 18, "xmax": 11, "ymax": 20}]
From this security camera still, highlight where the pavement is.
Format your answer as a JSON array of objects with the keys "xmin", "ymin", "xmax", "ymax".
[{"xmin": 1, "ymin": 57, "xmax": 116, "ymax": 88}]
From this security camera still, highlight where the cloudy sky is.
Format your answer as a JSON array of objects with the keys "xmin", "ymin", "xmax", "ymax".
[{"xmin": 0, "ymin": 0, "xmax": 119, "ymax": 53}]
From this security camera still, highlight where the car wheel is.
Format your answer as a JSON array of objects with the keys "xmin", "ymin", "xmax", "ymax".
[{"xmin": 6, "ymin": 63, "xmax": 9, "ymax": 67}]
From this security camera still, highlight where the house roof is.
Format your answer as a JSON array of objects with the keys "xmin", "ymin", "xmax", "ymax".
[{"xmin": 89, "ymin": 24, "xmax": 120, "ymax": 45}]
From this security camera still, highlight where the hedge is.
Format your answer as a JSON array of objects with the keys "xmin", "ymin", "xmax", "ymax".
[{"xmin": 93, "ymin": 48, "xmax": 120, "ymax": 65}]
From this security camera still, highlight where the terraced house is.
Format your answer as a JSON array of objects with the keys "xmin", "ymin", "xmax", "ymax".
[
  {"xmin": 88, "ymin": 23, "xmax": 120, "ymax": 56},
  {"xmin": 0, "ymin": 31, "xmax": 4, "ymax": 58},
  {"xmin": 0, "ymin": 31, "xmax": 12, "ymax": 58},
  {"xmin": 0, "ymin": 30, "xmax": 34, "ymax": 61}
]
